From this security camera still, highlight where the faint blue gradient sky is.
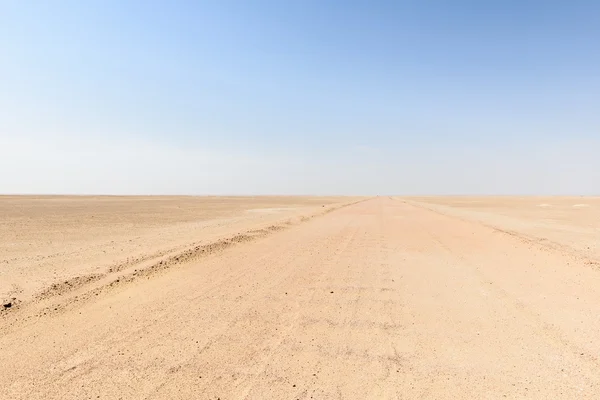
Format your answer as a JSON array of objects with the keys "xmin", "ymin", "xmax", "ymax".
[{"xmin": 1, "ymin": 1, "xmax": 599, "ymax": 194}]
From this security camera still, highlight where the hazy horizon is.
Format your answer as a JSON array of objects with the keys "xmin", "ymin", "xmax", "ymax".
[{"xmin": 2, "ymin": 1, "xmax": 599, "ymax": 195}]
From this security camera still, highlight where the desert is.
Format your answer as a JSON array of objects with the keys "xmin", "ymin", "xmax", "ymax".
[{"xmin": 2, "ymin": 196, "xmax": 600, "ymax": 398}]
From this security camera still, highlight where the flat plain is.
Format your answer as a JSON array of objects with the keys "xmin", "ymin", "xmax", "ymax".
[
  {"xmin": 0, "ymin": 195, "xmax": 353, "ymax": 305},
  {"xmin": 2, "ymin": 196, "xmax": 600, "ymax": 399}
]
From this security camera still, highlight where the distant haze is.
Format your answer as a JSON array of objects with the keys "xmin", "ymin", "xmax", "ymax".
[{"xmin": 1, "ymin": 1, "xmax": 599, "ymax": 195}]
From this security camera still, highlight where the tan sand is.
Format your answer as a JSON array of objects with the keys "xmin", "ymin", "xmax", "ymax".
[
  {"xmin": 0, "ymin": 196, "xmax": 352, "ymax": 306},
  {"xmin": 2, "ymin": 196, "xmax": 600, "ymax": 398}
]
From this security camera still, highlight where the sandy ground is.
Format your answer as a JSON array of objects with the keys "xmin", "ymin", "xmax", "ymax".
[
  {"xmin": 2, "ymin": 196, "xmax": 600, "ymax": 399},
  {"xmin": 0, "ymin": 196, "xmax": 351, "ymax": 306}
]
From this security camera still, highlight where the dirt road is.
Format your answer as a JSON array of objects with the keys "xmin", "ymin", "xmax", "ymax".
[{"xmin": 2, "ymin": 197, "xmax": 600, "ymax": 399}]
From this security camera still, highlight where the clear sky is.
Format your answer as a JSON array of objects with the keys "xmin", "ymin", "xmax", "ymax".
[{"xmin": 1, "ymin": 1, "xmax": 599, "ymax": 195}]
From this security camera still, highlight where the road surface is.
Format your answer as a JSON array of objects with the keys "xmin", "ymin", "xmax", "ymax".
[{"xmin": 2, "ymin": 197, "xmax": 600, "ymax": 399}]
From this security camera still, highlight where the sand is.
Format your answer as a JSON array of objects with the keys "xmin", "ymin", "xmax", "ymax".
[
  {"xmin": 2, "ymin": 196, "xmax": 600, "ymax": 398},
  {"xmin": 0, "ymin": 195, "xmax": 352, "ymax": 306}
]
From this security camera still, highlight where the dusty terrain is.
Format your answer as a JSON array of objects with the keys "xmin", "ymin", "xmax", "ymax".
[
  {"xmin": 0, "ymin": 196, "xmax": 351, "ymax": 306},
  {"xmin": 2, "ymin": 196, "xmax": 600, "ymax": 399}
]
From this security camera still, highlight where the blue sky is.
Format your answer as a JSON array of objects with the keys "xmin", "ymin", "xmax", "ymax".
[{"xmin": 1, "ymin": 1, "xmax": 599, "ymax": 194}]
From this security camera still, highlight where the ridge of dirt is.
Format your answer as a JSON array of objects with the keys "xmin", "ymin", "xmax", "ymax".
[
  {"xmin": 0, "ymin": 199, "xmax": 367, "ymax": 330},
  {"xmin": 403, "ymin": 198, "xmax": 600, "ymax": 268}
]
